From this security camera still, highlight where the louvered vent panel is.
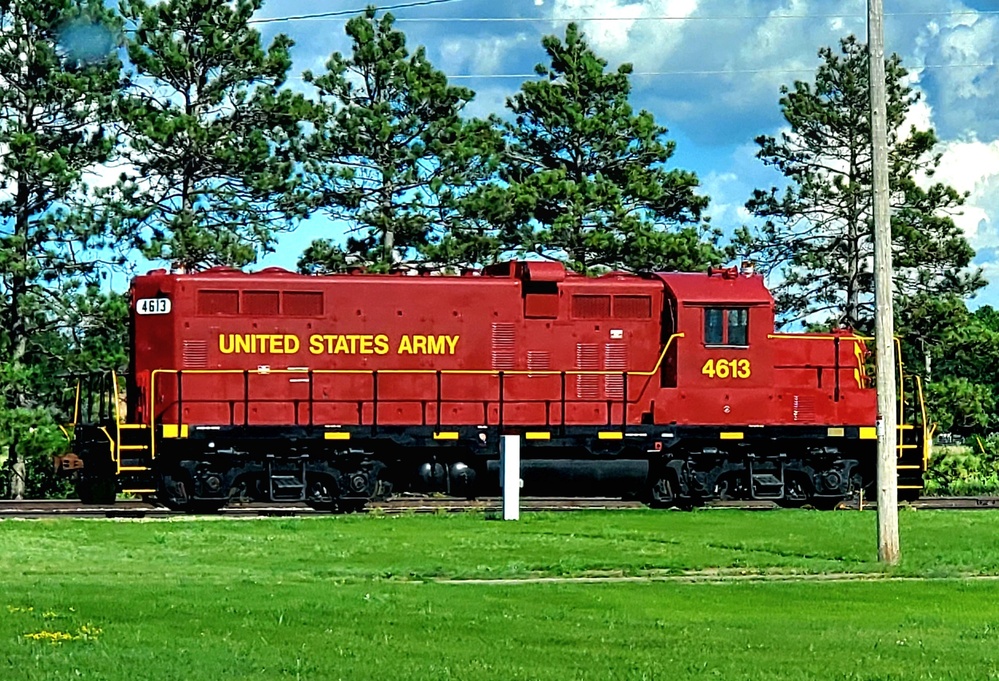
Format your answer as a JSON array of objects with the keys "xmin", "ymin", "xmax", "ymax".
[
  {"xmin": 572, "ymin": 295, "xmax": 611, "ymax": 319},
  {"xmin": 613, "ymin": 295, "xmax": 652, "ymax": 319},
  {"xmin": 576, "ymin": 343, "xmax": 600, "ymax": 399},
  {"xmin": 604, "ymin": 343, "xmax": 628, "ymax": 399},
  {"xmin": 183, "ymin": 340, "xmax": 208, "ymax": 368},
  {"xmin": 527, "ymin": 350, "xmax": 550, "ymax": 377},
  {"xmin": 491, "ymin": 323, "xmax": 516, "ymax": 370},
  {"xmin": 793, "ymin": 395, "xmax": 816, "ymax": 422}
]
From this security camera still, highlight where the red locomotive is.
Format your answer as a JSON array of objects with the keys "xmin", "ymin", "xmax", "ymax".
[{"xmin": 60, "ymin": 261, "xmax": 926, "ymax": 510}]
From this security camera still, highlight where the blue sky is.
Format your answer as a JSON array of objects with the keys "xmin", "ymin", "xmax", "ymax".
[{"xmin": 238, "ymin": 0, "xmax": 999, "ymax": 306}]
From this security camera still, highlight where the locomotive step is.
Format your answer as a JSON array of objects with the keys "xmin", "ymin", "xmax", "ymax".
[{"xmin": 750, "ymin": 473, "xmax": 785, "ymax": 500}]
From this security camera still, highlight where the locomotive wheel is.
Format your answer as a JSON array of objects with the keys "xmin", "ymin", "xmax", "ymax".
[
  {"xmin": 305, "ymin": 477, "xmax": 339, "ymax": 512},
  {"xmin": 648, "ymin": 476, "xmax": 694, "ymax": 510}
]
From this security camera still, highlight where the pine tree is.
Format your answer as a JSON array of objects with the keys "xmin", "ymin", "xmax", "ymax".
[
  {"xmin": 462, "ymin": 23, "xmax": 724, "ymax": 274},
  {"xmin": 738, "ymin": 36, "xmax": 983, "ymax": 329},
  {"xmin": 0, "ymin": 0, "xmax": 123, "ymax": 497},
  {"xmin": 106, "ymin": 0, "xmax": 311, "ymax": 270},
  {"xmin": 298, "ymin": 9, "xmax": 497, "ymax": 274}
]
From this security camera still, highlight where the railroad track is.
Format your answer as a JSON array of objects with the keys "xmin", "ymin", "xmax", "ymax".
[{"xmin": 0, "ymin": 496, "xmax": 997, "ymax": 518}]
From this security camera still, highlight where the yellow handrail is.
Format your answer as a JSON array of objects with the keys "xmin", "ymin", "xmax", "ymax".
[
  {"xmin": 147, "ymin": 333, "xmax": 687, "ymax": 459},
  {"xmin": 112, "ymin": 370, "xmax": 122, "ymax": 474}
]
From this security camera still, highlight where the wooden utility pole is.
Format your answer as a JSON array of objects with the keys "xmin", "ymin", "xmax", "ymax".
[{"xmin": 868, "ymin": 0, "xmax": 900, "ymax": 564}]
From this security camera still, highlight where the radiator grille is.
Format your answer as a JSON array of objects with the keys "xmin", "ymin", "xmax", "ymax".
[
  {"xmin": 604, "ymin": 343, "xmax": 628, "ymax": 399},
  {"xmin": 576, "ymin": 343, "xmax": 600, "ymax": 398},
  {"xmin": 183, "ymin": 340, "xmax": 208, "ymax": 368},
  {"xmin": 491, "ymin": 323, "xmax": 516, "ymax": 370}
]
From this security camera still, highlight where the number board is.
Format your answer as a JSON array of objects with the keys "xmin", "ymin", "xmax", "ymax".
[{"xmin": 136, "ymin": 297, "xmax": 171, "ymax": 315}]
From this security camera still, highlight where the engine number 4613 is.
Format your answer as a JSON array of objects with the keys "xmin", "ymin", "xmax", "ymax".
[{"xmin": 701, "ymin": 358, "xmax": 751, "ymax": 379}]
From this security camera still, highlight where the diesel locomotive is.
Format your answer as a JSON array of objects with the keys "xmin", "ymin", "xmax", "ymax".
[{"xmin": 57, "ymin": 261, "xmax": 927, "ymax": 510}]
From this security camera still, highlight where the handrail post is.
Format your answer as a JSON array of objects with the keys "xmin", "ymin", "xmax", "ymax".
[
  {"xmin": 834, "ymin": 336, "xmax": 841, "ymax": 402},
  {"xmin": 372, "ymin": 370, "xmax": 379, "ymax": 433},
  {"xmin": 622, "ymin": 371, "xmax": 628, "ymax": 430},
  {"xmin": 308, "ymin": 369, "xmax": 314, "ymax": 428},
  {"xmin": 498, "ymin": 371, "xmax": 505, "ymax": 430},
  {"xmin": 560, "ymin": 371, "xmax": 566, "ymax": 436},
  {"xmin": 436, "ymin": 370, "xmax": 442, "ymax": 432},
  {"xmin": 177, "ymin": 370, "xmax": 183, "ymax": 431}
]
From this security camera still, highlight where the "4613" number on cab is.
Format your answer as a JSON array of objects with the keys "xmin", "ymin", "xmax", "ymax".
[{"xmin": 701, "ymin": 358, "xmax": 751, "ymax": 379}]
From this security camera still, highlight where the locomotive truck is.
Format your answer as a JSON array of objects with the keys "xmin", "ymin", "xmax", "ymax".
[{"xmin": 57, "ymin": 261, "xmax": 927, "ymax": 511}]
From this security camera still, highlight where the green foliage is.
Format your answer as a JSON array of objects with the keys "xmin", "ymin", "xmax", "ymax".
[
  {"xmin": 738, "ymin": 36, "xmax": 983, "ymax": 329},
  {"xmin": 894, "ymin": 294, "xmax": 999, "ymax": 436},
  {"xmin": 925, "ymin": 443, "xmax": 999, "ymax": 496},
  {"xmin": 0, "ymin": 0, "xmax": 124, "ymax": 493},
  {"xmin": 104, "ymin": 0, "xmax": 311, "ymax": 270},
  {"xmin": 463, "ymin": 23, "xmax": 724, "ymax": 274},
  {"xmin": 298, "ymin": 9, "xmax": 497, "ymax": 274}
]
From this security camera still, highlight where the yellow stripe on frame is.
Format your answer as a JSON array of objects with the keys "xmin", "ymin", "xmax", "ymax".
[
  {"xmin": 827, "ymin": 427, "xmax": 845, "ymax": 437},
  {"xmin": 433, "ymin": 432, "xmax": 459, "ymax": 440},
  {"xmin": 720, "ymin": 432, "xmax": 744, "ymax": 440},
  {"xmin": 598, "ymin": 432, "xmax": 624, "ymax": 440},
  {"xmin": 525, "ymin": 432, "xmax": 551, "ymax": 440},
  {"xmin": 324, "ymin": 432, "xmax": 350, "ymax": 440},
  {"xmin": 162, "ymin": 424, "xmax": 189, "ymax": 438},
  {"xmin": 859, "ymin": 427, "xmax": 877, "ymax": 440}
]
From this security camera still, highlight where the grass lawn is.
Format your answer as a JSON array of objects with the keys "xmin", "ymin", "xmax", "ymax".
[{"xmin": 2, "ymin": 509, "xmax": 999, "ymax": 680}]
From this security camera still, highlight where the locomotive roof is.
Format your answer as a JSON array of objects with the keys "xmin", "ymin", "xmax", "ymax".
[
  {"xmin": 138, "ymin": 264, "xmax": 773, "ymax": 306},
  {"xmin": 654, "ymin": 271, "xmax": 773, "ymax": 305}
]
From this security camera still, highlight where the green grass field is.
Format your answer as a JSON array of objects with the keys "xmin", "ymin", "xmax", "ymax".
[{"xmin": 3, "ymin": 509, "xmax": 999, "ymax": 680}]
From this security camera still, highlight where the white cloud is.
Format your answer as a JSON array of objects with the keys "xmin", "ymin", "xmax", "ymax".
[
  {"xmin": 933, "ymin": 137, "xmax": 999, "ymax": 246},
  {"xmin": 437, "ymin": 33, "xmax": 532, "ymax": 76},
  {"xmin": 550, "ymin": 0, "xmax": 698, "ymax": 67}
]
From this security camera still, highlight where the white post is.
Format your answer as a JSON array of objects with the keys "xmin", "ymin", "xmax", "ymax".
[{"xmin": 500, "ymin": 434, "xmax": 520, "ymax": 520}]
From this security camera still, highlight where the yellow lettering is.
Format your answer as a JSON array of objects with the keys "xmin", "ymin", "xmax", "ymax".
[
  {"xmin": 219, "ymin": 335, "xmax": 236, "ymax": 354},
  {"xmin": 398, "ymin": 335, "xmax": 413, "ymax": 354},
  {"xmin": 235, "ymin": 335, "xmax": 252, "ymax": 354},
  {"xmin": 323, "ymin": 334, "xmax": 335, "ymax": 353},
  {"xmin": 334, "ymin": 335, "xmax": 350, "ymax": 354},
  {"xmin": 427, "ymin": 336, "xmax": 446, "ymax": 355},
  {"xmin": 359, "ymin": 335, "xmax": 373, "ymax": 354},
  {"xmin": 412, "ymin": 335, "xmax": 427, "ymax": 354},
  {"xmin": 309, "ymin": 335, "xmax": 324, "ymax": 355},
  {"xmin": 284, "ymin": 335, "xmax": 300, "ymax": 354},
  {"xmin": 270, "ymin": 335, "xmax": 283, "ymax": 353},
  {"xmin": 445, "ymin": 335, "xmax": 459, "ymax": 354},
  {"xmin": 374, "ymin": 335, "xmax": 390, "ymax": 355}
]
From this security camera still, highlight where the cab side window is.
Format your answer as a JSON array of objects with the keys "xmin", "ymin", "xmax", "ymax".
[
  {"xmin": 704, "ymin": 307, "xmax": 749, "ymax": 346},
  {"xmin": 704, "ymin": 308, "xmax": 724, "ymax": 344}
]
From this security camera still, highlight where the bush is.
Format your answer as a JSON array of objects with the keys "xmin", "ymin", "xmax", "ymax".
[
  {"xmin": 0, "ymin": 407, "xmax": 74, "ymax": 499},
  {"xmin": 925, "ymin": 439, "xmax": 999, "ymax": 496}
]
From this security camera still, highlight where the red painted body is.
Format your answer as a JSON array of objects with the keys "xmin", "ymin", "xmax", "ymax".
[{"xmin": 129, "ymin": 262, "xmax": 876, "ymax": 432}]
